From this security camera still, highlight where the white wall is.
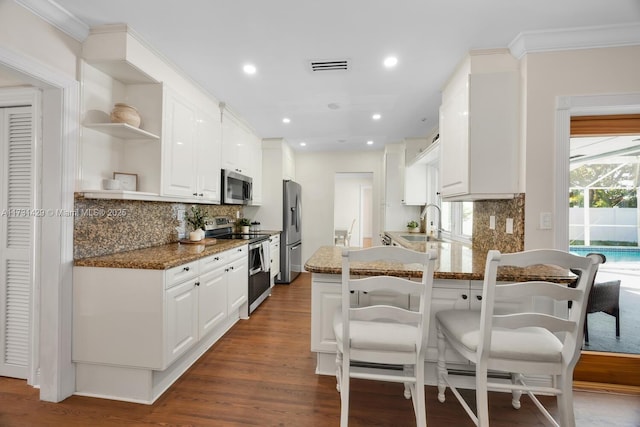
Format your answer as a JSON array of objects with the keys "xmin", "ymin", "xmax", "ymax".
[
  {"xmin": 0, "ymin": 1, "xmax": 80, "ymax": 79},
  {"xmin": 521, "ymin": 46, "xmax": 640, "ymax": 249},
  {"xmin": 295, "ymin": 150, "xmax": 383, "ymax": 266}
]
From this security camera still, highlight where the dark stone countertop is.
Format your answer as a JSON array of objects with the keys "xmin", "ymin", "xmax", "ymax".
[
  {"xmin": 304, "ymin": 245, "xmax": 575, "ymax": 283},
  {"xmin": 74, "ymin": 231, "xmax": 281, "ymax": 270}
]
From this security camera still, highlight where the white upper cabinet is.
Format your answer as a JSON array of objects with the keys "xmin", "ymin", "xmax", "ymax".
[
  {"xmin": 162, "ymin": 88, "xmax": 221, "ymax": 203},
  {"xmin": 162, "ymin": 88, "xmax": 198, "ymax": 198},
  {"xmin": 439, "ymin": 49, "xmax": 519, "ymax": 201},
  {"xmin": 403, "ymin": 138, "xmax": 428, "ymax": 206},
  {"xmin": 247, "ymin": 132, "xmax": 263, "ymax": 205},
  {"xmin": 76, "ymin": 25, "xmax": 248, "ymax": 204},
  {"xmin": 221, "ymin": 107, "xmax": 263, "ymax": 204},
  {"xmin": 404, "ymin": 163, "xmax": 427, "ymax": 206},
  {"xmin": 221, "ymin": 109, "xmax": 251, "ymax": 175},
  {"xmin": 196, "ymin": 109, "xmax": 222, "ymax": 203}
]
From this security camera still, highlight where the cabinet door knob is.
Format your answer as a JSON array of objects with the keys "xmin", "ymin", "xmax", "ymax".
[
  {"xmin": 230, "ymin": 266, "xmax": 234, "ymax": 270},
  {"xmin": 461, "ymin": 294, "xmax": 468, "ymax": 300},
  {"xmin": 192, "ymin": 192, "xmax": 198, "ymax": 196},
  {"xmin": 214, "ymin": 257, "xmax": 220, "ymax": 261},
  {"xmin": 195, "ymin": 281, "xmax": 200, "ymax": 287},
  {"xmin": 183, "ymin": 266, "xmax": 190, "ymax": 272},
  {"xmin": 476, "ymin": 295, "xmax": 482, "ymax": 301},
  {"xmin": 198, "ymin": 193, "xmax": 203, "ymax": 196}
]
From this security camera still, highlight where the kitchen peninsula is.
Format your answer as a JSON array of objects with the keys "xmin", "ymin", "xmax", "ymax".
[{"xmin": 305, "ymin": 240, "xmax": 575, "ymax": 387}]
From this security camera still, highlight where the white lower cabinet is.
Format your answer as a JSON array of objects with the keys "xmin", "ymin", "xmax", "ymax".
[
  {"xmin": 166, "ymin": 277, "xmax": 199, "ymax": 364},
  {"xmin": 198, "ymin": 260, "xmax": 228, "ymax": 339},
  {"xmin": 269, "ymin": 234, "xmax": 280, "ymax": 286},
  {"xmin": 227, "ymin": 249, "xmax": 249, "ymax": 314},
  {"xmin": 73, "ymin": 245, "xmax": 248, "ymax": 404}
]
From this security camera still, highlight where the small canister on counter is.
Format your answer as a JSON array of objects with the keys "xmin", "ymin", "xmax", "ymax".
[{"xmin": 250, "ymin": 221, "xmax": 261, "ymax": 233}]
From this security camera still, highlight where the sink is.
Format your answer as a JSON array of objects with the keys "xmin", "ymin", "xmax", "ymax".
[
  {"xmin": 400, "ymin": 234, "xmax": 442, "ymax": 242},
  {"xmin": 401, "ymin": 235, "xmax": 426, "ymax": 241}
]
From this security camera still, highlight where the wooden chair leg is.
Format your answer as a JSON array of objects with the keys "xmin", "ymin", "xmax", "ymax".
[
  {"xmin": 436, "ymin": 325, "xmax": 447, "ymax": 403},
  {"xmin": 556, "ymin": 373, "xmax": 577, "ymax": 427},
  {"xmin": 415, "ymin": 360, "xmax": 427, "ymax": 427},
  {"xmin": 403, "ymin": 364, "xmax": 413, "ymax": 399},
  {"xmin": 615, "ymin": 308, "xmax": 621, "ymax": 338},
  {"xmin": 335, "ymin": 351, "xmax": 342, "ymax": 392},
  {"xmin": 510, "ymin": 373, "xmax": 522, "ymax": 409},
  {"xmin": 475, "ymin": 365, "xmax": 490, "ymax": 427},
  {"xmin": 340, "ymin": 355, "xmax": 350, "ymax": 427}
]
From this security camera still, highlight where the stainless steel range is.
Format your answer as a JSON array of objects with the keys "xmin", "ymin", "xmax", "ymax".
[{"xmin": 205, "ymin": 217, "xmax": 271, "ymax": 314}]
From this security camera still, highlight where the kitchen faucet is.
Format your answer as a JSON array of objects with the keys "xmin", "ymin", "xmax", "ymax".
[{"xmin": 420, "ymin": 203, "xmax": 441, "ymax": 240}]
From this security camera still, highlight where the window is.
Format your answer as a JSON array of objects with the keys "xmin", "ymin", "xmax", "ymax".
[
  {"xmin": 427, "ymin": 162, "xmax": 473, "ymax": 243},
  {"xmin": 441, "ymin": 201, "xmax": 473, "ymax": 242}
]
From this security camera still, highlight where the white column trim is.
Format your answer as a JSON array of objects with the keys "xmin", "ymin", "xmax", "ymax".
[
  {"xmin": 0, "ymin": 45, "xmax": 79, "ymax": 402},
  {"xmin": 554, "ymin": 93, "xmax": 640, "ymax": 251}
]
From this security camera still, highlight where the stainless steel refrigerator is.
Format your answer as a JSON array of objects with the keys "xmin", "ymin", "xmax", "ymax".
[{"xmin": 277, "ymin": 180, "xmax": 302, "ymax": 284}]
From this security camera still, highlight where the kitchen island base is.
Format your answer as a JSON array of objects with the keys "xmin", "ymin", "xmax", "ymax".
[{"xmin": 309, "ymin": 270, "xmax": 555, "ymax": 393}]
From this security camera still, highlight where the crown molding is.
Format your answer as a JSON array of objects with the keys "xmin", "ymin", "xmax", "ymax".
[
  {"xmin": 509, "ymin": 23, "xmax": 640, "ymax": 59},
  {"xmin": 16, "ymin": 2, "xmax": 640, "ymax": 61},
  {"xmin": 15, "ymin": 0, "xmax": 90, "ymax": 41}
]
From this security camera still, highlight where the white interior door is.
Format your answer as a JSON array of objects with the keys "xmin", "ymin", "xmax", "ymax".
[{"xmin": 0, "ymin": 105, "xmax": 35, "ymax": 379}]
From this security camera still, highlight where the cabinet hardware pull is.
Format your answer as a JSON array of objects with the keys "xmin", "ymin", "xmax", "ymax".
[
  {"xmin": 198, "ymin": 193, "xmax": 203, "ymax": 196},
  {"xmin": 461, "ymin": 294, "xmax": 468, "ymax": 299},
  {"xmin": 183, "ymin": 266, "xmax": 190, "ymax": 272},
  {"xmin": 195, "ymin": 281, "xmax": 200, "ymax": 287},
  {"xmin": 476, "ymin": 295, "xmax": 482, "ymax": 301},
  {"xmin": 230, "ymin": 266, "xmax": 234, "ymax": 270},
  {"xmin": 214, "ymin": 257, "xmax": 219, "ymax": 261}
]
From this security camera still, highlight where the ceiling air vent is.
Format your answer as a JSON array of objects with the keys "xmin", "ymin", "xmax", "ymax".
[{"xmin": 308, "ymin": 59, "xmax": 349, "ymax": 73}]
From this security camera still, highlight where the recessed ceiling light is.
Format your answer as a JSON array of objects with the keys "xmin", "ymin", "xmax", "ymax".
[
  {"xmin": 367, "ymin": 140, "xmax": 374, "ymax": 145},
  {"xmin": 282, "ymin": 117, "xmax": 291, "ymax": 124},
  {"xmin": 327, "ymin": 103, "xmax": 340, "ymax": 110},
  {"xmin": 300, "ymin": 142, "xmax": 307, "ymax": 147},
  {"xmin": 243, "ymin": 64, "xmax": 257, "ymax": 75},
  {"xmin": 372, "ymin": 113, "xmax": 381, "ymax": 120},
  {"xmin": 383, "ymin": 56, "xmax": 398, "ymax": 68}
]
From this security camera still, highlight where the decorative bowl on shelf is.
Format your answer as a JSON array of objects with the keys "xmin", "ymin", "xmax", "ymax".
[{"xmin": 110, "ymin": 103, "xmax": 141, "ymax": 128}]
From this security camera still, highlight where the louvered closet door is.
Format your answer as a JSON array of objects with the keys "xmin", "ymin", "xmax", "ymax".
[{"xmin": 0, "ymin": 106, "xmax": 34, "ymax": 379}]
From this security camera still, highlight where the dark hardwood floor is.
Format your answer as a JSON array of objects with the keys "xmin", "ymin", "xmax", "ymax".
[{"xmin": 1, "ymin": 273, "xmax": 639, "ymax": 426}]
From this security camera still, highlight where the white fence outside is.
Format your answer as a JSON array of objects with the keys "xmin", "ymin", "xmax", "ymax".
[{"xmin": 570, "ymin": 207, "xmax": 638, "ymax": 244}]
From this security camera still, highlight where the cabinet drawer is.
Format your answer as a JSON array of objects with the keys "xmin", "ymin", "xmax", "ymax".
[
  {"xmin": 227, "ymin": 244, "xmax": 247, "ymax": 261},
  {"xmin": 165, "ymin": 260, "xmax": 199, "ymax": 289},
  {"xmin": 199, "ymin": 251, "xmax": 227, "ymax": 274}
]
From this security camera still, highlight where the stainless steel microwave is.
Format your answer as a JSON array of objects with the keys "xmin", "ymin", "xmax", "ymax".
[{"xmin": 221, "ymin": 169, "xmax": 252, "ymax": 205}]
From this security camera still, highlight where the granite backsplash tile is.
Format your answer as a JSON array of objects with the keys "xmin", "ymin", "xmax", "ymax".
[
  {"xmin": 472, "ymin": 194, "xmax": 525, "ymax": 256},
  {"xmin": 73, "ymin": 195, "xmax": 242, "ymax": 259}
]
